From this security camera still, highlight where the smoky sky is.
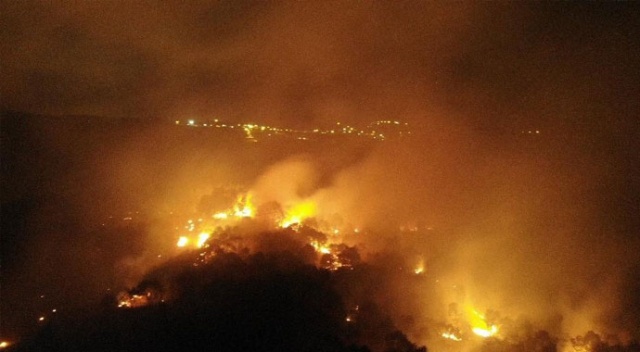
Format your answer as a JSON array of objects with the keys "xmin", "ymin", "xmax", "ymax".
[{"xmin": 1, "ymin": 2, "xmax": 638, "ymax": 130}]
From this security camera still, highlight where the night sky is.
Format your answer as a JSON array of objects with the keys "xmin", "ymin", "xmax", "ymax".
[
  {"xmin": 1, "ymin": 2, "xmax": 637, "ymax": 129},
  {"xmin": 1, "ymin": 2, "xmax": 640, "ymax": 351}
]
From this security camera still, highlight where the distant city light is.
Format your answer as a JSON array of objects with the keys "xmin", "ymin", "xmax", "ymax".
[{"xmin": 172, "ymin": 118, "xmax": 411, "ymax": 141}]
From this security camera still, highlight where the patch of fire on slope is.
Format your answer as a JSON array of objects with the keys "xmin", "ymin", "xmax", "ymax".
[{"xmin": 24, "ymin": 225, "xmax": 426, "ymax": 352}]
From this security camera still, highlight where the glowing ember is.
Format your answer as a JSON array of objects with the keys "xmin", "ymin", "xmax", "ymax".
[
  {"xmin": 441, "ymin": 332, "xmax": 462, "ymax": 342},
  {"xmin": 414, "ymin": 258, "xmax": 425, "ymax": 275},
  {"xmin": 213, "ymin": 212, "xmax": 228, "ymax": 220},
  {"xmin": 314, "ymin": 243, "xmax": 358, "ymax": 271},
  {"xmin": 176, "ymin": 236, "xmax": 189, "ymax": 247},
  {"xmin": 117, "ymin": 291, "xmax": 153, "ymax": 308},
  {"xmin": 0, "ymin": 341, "xmax": 10, "ymax": 349}
]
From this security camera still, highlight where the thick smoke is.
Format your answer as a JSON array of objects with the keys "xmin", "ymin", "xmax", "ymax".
[
  {"xmin": 309, "ymin": 133, "xmax": 640, "ymax": 339},
  {"xmin": 3, "ymin": 110, "xmax": 640, "ymax": 350}
]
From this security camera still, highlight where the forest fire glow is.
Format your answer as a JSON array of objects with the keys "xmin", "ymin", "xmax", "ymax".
[
  {"xmin": 468, "ymin": 308, "xmax": 499, "ymax": 338},
  {"xmin": 279, "ymin": 201, "xmax": 316, "ymax": 228},
  {"xmin": 3, "ymin": 2, "xmax": 639, "ymax": 351},
  {"xmin": 196, "ymin": 233, "xmax": 210, "ymax": 248},
  {"xmin": 310, "ymin": 241, "xmax": 332, "ymax": 255},
  {"xmin": 232, "ymin": 193, "xmax": 254, "ymax": 218},
  {"xmin": 472, "ymin": 325, "xmax": 498, "ymax": 338}
]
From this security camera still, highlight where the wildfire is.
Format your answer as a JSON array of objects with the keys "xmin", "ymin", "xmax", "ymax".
[
  {"xmin": 310, "ymin": 241, "xmax": 332, "ymax": 255},
  {"xmin": 467, "ymin": 308, "xmax": 499, "ymax": 338},
  {"xmin": 110, "ymin": 186, "xmax": 511, "ymax": 350},
  {"xmin": 173, "ymin": 192, "xmax": 261, "ymax": 249},
  {"xmin": 279, "ymin": 201, "xmax": 316, "ymax": 228},
  {"xmin": 206, "ymin": 193, "xmax": 256, "ymax": 222},
  {"xmin": 196, "ymin": 232, "xmax": 210, "ymax": 248},
  {"xmin": 438, "ymin": 305, "xmax": 499, "ymax": 342},
  {"xmin": 472, "ymin": 325, "xmax": 498, "ymax": 338},
  {"xmin": 117, "ymin": 294, "xmax": 148, "ymax": 308},
  {"xmin": 175, "ymin": 232, "xmax": 211, "ymax": 249},
  {"xmin": 117, "ymin": 289, "xmax": 158, "ymax": 309}
]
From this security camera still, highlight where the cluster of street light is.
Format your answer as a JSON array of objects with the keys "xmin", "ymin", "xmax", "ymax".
[{"xmin": 175, "ymin": 119, "xmax": 411, "ymax": 141}]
